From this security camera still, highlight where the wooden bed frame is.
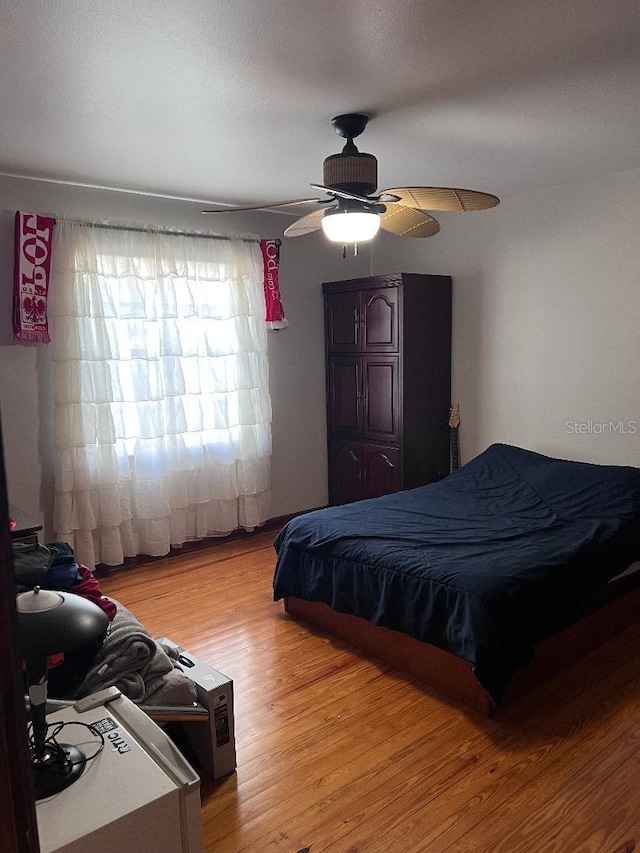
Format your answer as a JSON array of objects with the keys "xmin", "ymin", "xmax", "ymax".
[{"xmin": 284, "ymin": 572, "xmax": 640, "ymax": 715}]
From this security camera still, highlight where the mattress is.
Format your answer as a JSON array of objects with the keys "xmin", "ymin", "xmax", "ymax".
[{"xmin": 273, "ymin": 444, "xmax": 640, "ymax": 704}]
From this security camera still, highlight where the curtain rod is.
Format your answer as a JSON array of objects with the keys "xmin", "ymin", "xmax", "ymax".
[{"xmin": 56, "ymin": 218, "xmax": 261, "ymax": 244}]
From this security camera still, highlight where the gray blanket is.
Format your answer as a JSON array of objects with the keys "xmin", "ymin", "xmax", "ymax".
[{"xmin": 75, "ymin": 599, "xmax": 196, "ymax": 705}]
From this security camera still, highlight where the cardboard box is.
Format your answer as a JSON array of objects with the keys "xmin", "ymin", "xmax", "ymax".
[{"xmin": 156, "ymin": 638, "xmax": 237, "ymax": 781}]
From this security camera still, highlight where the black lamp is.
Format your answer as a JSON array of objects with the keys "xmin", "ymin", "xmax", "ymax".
[{"xmin": 16, "ymin": 586, "xmax": 109, "ymax": 799}]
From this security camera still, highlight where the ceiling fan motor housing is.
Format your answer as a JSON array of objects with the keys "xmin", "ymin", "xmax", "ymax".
[{"xmin": 323, "ymin": 151, "xmax": 378, "ymax": 196}]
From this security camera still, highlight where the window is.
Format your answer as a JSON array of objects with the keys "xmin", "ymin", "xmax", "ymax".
[{"xmin": 49, "ymin": 220, "xmax": 271, "ymax": 569}]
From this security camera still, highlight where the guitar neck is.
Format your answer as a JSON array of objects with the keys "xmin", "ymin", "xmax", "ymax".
[
  {"xmin": 450, "ymin": 427, "xmax": 460, "ymax": 474},
  {"xmin": 448, "ymin": 403, "xmax": 461, "ymax": 475}
]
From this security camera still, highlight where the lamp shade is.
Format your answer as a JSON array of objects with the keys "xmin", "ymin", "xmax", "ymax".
[
  {"xmin": 16, "ymin": 588, "xmax": 109, "ymax": 661},
  {"xmin": 321, "ymin": 210, "xmax": 381, "ymax": 243}
]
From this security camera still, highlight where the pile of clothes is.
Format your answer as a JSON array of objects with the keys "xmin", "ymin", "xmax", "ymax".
[{"xmin": 14, "ymin": 540, "xmax": 117, "ymax": 618}]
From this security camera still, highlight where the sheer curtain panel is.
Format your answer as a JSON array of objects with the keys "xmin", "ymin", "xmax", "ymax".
[{"xmin": 49, "ymin": 221, "xmax": 272, "ymax": 569}]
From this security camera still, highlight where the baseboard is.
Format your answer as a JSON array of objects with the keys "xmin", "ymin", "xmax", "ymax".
[{"xmin": 95, "ymin": 504, "xmax": 326, "ymax": 576}]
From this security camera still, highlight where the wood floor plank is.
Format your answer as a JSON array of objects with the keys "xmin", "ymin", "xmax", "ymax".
[
  {"xmin": 371, "ymin": 630, "xmax": 640, "ymax": 852},
  {"xmin": 423, "ymin": 716, "xmax": 640, "ymax": 853},
  {"xmin": 498, "ymin": 744, "xmax": 640, "ymax": 853},
  {"xmin": 99, "ymin": 530, "xmax": 640, "ymax": 853},
  {"xmin": 204, "ymin": 672, "xmax": 444, "ymax": 827},
  {"xmin": 204, "ymin": 688, "xmax": 446, "ymax": 851}
]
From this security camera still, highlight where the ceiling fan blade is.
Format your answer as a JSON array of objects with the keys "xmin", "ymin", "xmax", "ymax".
[
  {"xmin": 379, "ymin": 204, "xmax": 441, "ymax": 238},
  {"xmin": 310, "ymin": 184, "xmax": 375, "ymax": 205},
  {"xmin": 380, "ymin": 187, "xmax": 500, "ymax": 212},
  {"xmin": 283, "ymin": 207, "xmax": 327, "ymax": 237},
  {"xmin": 310, "ymin": 184, "xmax": 402, "ymax": 205},
  {"xmin": 202, "ymin": 198, "xmax": 325, "ymax": 214},
  {"xmin": 378, "ymin": 192, "xmax": 402, "ymax": 203}
]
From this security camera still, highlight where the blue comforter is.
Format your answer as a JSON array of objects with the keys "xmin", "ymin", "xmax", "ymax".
[{"xmin": 273, "ymin": 444, "xmax": 640, "ymax": 704}]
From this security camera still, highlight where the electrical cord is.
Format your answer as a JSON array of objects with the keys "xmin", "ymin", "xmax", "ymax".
[{"xmin": 28, "ymin": 719, "xmax": 105, "ymax": 769}]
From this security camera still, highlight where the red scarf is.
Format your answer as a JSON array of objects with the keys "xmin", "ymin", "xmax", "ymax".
[
  {"xmin": 260, "ymin": 238, "xmax": 288, "ymax": 330},
  {"xmin": 13, "ymin": 211, "xmax": 55, "ymax": 344}
]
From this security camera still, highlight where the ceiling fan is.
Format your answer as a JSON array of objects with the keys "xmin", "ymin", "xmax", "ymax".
[{"xmin": 202, "ymin": 113, "xmax": 500, "ymax": 245}]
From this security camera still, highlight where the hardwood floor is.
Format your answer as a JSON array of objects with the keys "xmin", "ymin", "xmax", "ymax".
[{"xmin": 99, "ymin": 530, "xmax": 640, "ymax": 853}]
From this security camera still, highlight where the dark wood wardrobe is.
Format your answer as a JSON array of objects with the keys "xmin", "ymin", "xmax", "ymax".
[{"xmin": 323, "ymin": 273, "xmax": 452, "ymax": 506}]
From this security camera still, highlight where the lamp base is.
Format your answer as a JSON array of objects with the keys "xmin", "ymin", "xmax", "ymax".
[{"xmin": 32, "ymin": 743, "xmax": 86, "ymax": 800}]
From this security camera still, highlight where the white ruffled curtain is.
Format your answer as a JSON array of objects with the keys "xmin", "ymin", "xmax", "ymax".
[{"xmin": 49, "ymin": 220, "xmax": 272, "ymax": 569}]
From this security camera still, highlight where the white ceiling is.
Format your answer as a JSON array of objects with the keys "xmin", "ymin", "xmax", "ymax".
[{"xmin": 1, "ymin": 0, "xmax": 640, "ymax": 212}]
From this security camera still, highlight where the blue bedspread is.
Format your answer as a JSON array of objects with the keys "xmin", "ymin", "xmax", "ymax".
[{"xmin": 273, "ymin": 444, "xmax": 640, "ymax": 704}]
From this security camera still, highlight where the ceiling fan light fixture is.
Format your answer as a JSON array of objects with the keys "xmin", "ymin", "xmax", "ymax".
[{"xmin": 321, "ymin": 209, "xmax": 381, "ymax": 243}]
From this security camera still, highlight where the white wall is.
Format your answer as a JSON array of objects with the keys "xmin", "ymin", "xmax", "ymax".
[
  {"xmin": 3, "ymin": 166, "xmax": 639, "ymax": 544},
  {"xmin": 0, "ymin": 175, "xmax": 370, "ymax": 540},
  {"xmin": 268, "ymin": 220, "xmax": 371, "ymax": 519},
  {"xmin": 372, "ymin": 168, "xmax": 640, "ymax": 468}
]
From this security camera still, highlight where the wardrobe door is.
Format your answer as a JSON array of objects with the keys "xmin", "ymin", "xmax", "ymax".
[
  {"xmin": 362, "ymin": 355, "xmax": 400, "ymax": 443},
  {"xmin": 362, "ymin": 444, "xmax": 402, "ymax": 499},
  {"xmin": 325, "ymin": 289, "xmax": 361, "ymax": 352},
  {"xmin": 328, "ymin": 439, "xmax": 363, "ymax": 506},
  {"xmin": 361, "ymin": 285, "xmax": 399, "ymax": 352},
  {"xmin": 328, "ymin": 356, "xmax": 362, "ymax": 438}
]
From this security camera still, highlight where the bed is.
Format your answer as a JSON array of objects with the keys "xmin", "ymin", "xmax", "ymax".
[{"xmin": 273, "ymin": 443, "xmax": 640, "ymax": 713}]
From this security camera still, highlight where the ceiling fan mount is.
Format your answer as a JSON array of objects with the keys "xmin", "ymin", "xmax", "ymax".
[
  {"xmin": 202, "ymin": 113, "xmax": 500, "ymax": 244},
  {"xmin": 325, "ymin": 114, "xmax": 377, "ymax": 195},
  {"xmin": 330, "ymin": 113, "xmax": 370, "ymax": 141}
]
